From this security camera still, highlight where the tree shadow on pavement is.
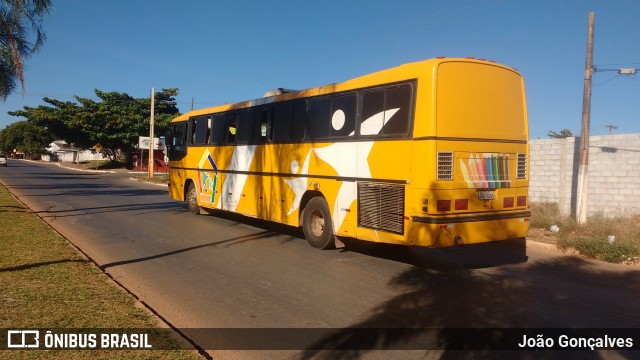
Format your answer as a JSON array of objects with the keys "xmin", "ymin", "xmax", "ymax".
[
  {"xmin": 299, "ymin": 256, "xmax": 640, "ymax": 360},
  {"xmin": 36, "ymin": 201, "xmax": 185, "ymax": 218},
  {"xmin": 100, "ymin": 230, "xmax": 279, "ymax": 270},
  {"xmin": 343, "ymin": 237, "xmax": 529, "ymax": 270},
  {"xmin": 202, "ymin": 208, "xmax": 306, "ymax": 240}
]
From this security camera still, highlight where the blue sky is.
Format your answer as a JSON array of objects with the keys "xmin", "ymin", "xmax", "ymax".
[{"xmin": 1, "ymin": 0, "xmax": 640, "ymax": 139}]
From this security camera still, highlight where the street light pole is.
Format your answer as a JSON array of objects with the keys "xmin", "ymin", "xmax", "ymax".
[
  {"xmin": 576, "ymin": 12, "xmax": 595, "ymax": 224},
  {"xmin": 148, "ymin": 87, "xmax": 155, "ymax": 178}
]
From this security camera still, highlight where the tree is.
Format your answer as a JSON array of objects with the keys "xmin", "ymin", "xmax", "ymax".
[
  {"xmin": 9, "ymin": 88, "xmax": 180, "ymax": 159},
  {"xmin": 0, "ymin": 0, "xmax": 51, "ymax": 99},
  {"xmin": 548, "ymin": 129, "xmax": 573, "ymax": 139},
  {"xmin": 0, "ymin": 120, "xmax": 52, "ymax": 158}
]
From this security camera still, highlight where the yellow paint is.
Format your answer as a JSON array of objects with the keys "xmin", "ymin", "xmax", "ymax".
[{"xmin": 169, "ymin": 58, "xmax": 530, "ymax": 248}]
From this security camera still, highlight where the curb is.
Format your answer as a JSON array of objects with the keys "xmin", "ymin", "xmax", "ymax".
[
  {"xmin": 129, "ymin": 177, "xmax": 169, "ymax": 187},
  {"xmin": 525, "ymin": 239, "xmax": 558, "ymax": 251},
  {"xmin": 18, "ymin": 159, "xmax": 117, "ymax": 173},
  {"xmin": 52, "ymin": 162, "xmax": 116, "ymax": 174}
]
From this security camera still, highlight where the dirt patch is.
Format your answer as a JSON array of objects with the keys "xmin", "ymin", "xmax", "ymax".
[{"xmin": 526, "ymin": 228, "xmax": 559, "ymax": 246}]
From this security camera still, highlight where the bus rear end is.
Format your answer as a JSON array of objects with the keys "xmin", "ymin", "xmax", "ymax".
[{"xmin": 411, "ymin": 59, "xmax": 530, "ymax": 247}]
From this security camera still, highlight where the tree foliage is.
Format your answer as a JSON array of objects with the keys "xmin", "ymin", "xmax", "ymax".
[
  {"xmin": 9, "ymin": 88, "xmax": 180, "ymax": 159},
  {"xmin": 0, "ymin": 120, "xmax": 52, "ymax": 158},
  {"xmin": 0, "ymin": 0, "xmax": 51, "ymax": 99},
  {"xmin": 548, "ymin": 129, "xmax": 573, "ymax": 139}
]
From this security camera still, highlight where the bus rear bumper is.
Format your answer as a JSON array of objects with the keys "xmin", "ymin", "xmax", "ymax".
[{"xmin": 409, "ymin": 211, "xmax": 531, "ymax": 247}]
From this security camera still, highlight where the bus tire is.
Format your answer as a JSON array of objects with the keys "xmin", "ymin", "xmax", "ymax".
[
  {"xmin": 302, "ymin": 197, "xmax": 336, "ymax": 250},
  {"xmin": 186, "ymin": 182, "xmax": 201, "ymax": 214}
]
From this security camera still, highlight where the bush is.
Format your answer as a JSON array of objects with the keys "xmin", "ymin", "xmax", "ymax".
[
  {"xmin": 530, "ymin": 202, "xmax": 576, "ymax": 231},
  {"xmin": 558, "ymin": 236, "xmax": 640, "ymax": 264}
]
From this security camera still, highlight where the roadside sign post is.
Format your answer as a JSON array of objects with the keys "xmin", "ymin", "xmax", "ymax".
[{"xmin": 93, "ymin": 143, "xmax": 103, "ymax": 170}]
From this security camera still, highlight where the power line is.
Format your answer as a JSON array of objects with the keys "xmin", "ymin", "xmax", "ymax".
[
  {"xmin": 594, "ymin": 62, "xmax": 640, "ymax": 67},
  {"xmin": 593, "ymin": 74, "xmax": 623, "ymax": 86}
]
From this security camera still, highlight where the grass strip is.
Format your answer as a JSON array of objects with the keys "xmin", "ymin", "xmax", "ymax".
[
  {"xmin": 132, "ymin": 174, "xmax": 169, "ymax": 185},
  {"xmin": 0, "ymin": 184, "xmax": 201, "ymax": 359}
]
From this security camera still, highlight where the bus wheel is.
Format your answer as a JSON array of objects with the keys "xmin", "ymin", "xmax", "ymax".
[
  {"xmin": 186, "ymin": 183, "xmax": 200, "ymax": 214},
  {"xmin": 302, "ymin": 197, "xmax": 336, "ymax": 249}
]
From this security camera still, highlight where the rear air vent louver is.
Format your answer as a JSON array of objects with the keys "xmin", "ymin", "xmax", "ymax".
[
  {"xmin": 517, "ymin": 153, "xmax": 527, "ymax": 179},
  {"xmin": 357, "ymin": 182, "xmax": 405, "ymax": 235},
  {"xmin": 437, "ymin": 152, "xmax": 454, "ymax": 180}
]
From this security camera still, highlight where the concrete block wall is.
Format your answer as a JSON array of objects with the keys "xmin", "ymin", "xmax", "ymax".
[{"xmin": 529, "ymin": 133, "xmax": 640, "ymax": 217}]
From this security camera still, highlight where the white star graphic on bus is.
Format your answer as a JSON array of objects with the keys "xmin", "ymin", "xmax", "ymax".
[
  {"xmin": 310, "ymin": 108, "xmax": 398, "ymax": 231},
  {"xmin": 284, "ymin": 150, "xmax": 312, "ymax": 215},
  {"xmin": 282, "ymin": 108, "xmax": 399, "ymax": 230},
  {"xmin": 313, "ymin": 142, "xmax": 367, "ymax": 231},
  {"xmin": 218, "ymin": 145, "xmax": 257, "ymax": 211},
  {"xmin": 350, "ymin": 108, "xmax": 399, "ymax": 136}
]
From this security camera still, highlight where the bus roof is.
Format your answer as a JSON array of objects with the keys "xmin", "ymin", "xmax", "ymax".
[{"xmin": 172, "ymin": 57, "xmax": 520, "ymax": 123}]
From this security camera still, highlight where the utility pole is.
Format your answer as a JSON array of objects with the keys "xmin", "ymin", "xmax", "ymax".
[
  {"xmin": 605, "ymin": 124, "xmax": 618, "ymax": 135},
  {"xmin": 576, "ymin": 12, "xmax": 595, "ymax": 224},
  {"xmin": 148, "ymin": 87, "xmax": 155, "ymax": 178}
]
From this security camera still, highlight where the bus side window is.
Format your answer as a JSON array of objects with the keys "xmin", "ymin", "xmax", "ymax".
[
  {"xmin": 273, "ymin": 102, "xmax": 293, "ymax": 143},
  {"xmin": 189, "ymin": 118, "xmax": 197, "ymax": 144},
  {"xmin": 225, "ymin": 113, "xmax": 237, "ymax": 144},
  {"xmin": 253, "ymin": 107, "xmax": 272, "ymax": 143},
  {"xmin": 291, "ymin": 101, "xmax": 306, "ymax": 141},
  {"xmin": 206, "ymin": 116, "xmax": 212, "ymax": 144},
  {"xmin": 170, "ymin": 122, "xmax": 187, "ymax": 160},
  {"xmin": 382, "ymin": 85, "xmax": 411, "ymax": 136},
  {"xmin": 192, "ymin": 116, "xmax": 208, "ymax": 145},
  {"xmin": 330, "ymin": 93, "xmax": 357, "ymax": 137},
  {"xmin": 173, "ymin": 122, "xmax": 187, "ymax": 149},
  {"xmin": 307, "ymin": 97, "xmax": 331, "ymax": 140},
  {"xmin": 360, "ymin": 90, "xmax": 385, "ymax": 136},
  {"xmin": 235, "ymin": 110, "xmax": 252, "ymax": 144},
  {"xmin": 211, "ymin": 114, "xmax": 226, "ymax": 145}
]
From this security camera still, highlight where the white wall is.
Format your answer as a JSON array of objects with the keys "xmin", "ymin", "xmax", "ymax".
[{"xmin": 529, "ymin": 134, "xmax": 640, "ymax": 216}]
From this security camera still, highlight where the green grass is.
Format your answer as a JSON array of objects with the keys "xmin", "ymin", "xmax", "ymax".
[
  {"xmin": 133, "ymin": 174, "xmax": 169, "ymax": 185},
  {"xmin": 530, "ymin": 202, "xmax": 640, "ymax": 264},
  {"xmin": 72, "ymin": 160, "xmax": 125, "ymax": 170},
  {"xmin": 0, "ymin": 185, "xmax": 201, "ymax": 359}
]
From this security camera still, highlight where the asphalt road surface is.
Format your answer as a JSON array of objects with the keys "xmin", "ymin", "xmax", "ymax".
[{"xmin": 1, "ymin": 160, "xmax": 639, "ymax": 359}]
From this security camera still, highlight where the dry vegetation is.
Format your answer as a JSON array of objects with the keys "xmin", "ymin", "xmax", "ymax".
[{"xmin": 530, "ymin": 202, "xmax": 640, "ymax": 264}]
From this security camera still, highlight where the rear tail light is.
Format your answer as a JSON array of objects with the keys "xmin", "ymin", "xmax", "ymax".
[
  {"xmin": 503, "ymin": 197, "xmax": 514, "ymax": 208},
  {"xmin": 517, "ymin": 196, "xmax": 527, "ymax": 207},
  {"xmin": 454, "ymin": 199, "xmax": 468, "ymax": 210},
  {"xmin": 437, "ymin": 200, "xmax": 451, "ymax": 212}
]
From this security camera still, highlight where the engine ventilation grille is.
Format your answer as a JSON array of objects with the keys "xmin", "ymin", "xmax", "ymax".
[
  {"xmin": 437, "ymin": 152, "xmax": 454, "ymax": 180},
  {"xmin": 357, "ymin": 182, "xmax": 405, "ymax": 235},
  {"xmin": 517, "ymin": 153, "xmax": 527, "ymax": 179}
]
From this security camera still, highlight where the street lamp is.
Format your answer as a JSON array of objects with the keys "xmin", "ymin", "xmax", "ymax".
[{"xmin": 617, "ymin": 68, "xmax": 637, "ymax": 75}]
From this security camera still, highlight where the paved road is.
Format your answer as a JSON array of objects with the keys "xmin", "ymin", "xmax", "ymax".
[{"xmin": 1, "ymin": 160, "xmax": 639, "ymax": 359}]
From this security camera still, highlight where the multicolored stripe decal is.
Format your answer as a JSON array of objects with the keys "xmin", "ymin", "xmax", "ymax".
[
  {"xmin": 197, "ymin": 149, "xmax": 219, "ymax": 204},
  {"xmin": 460, "ymin": 153, "xmax": 511, "ymax": 189}
]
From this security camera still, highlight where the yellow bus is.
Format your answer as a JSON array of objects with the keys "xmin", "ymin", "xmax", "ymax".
[{"xmin": 167, "ymin": 57, "xmax": 530, "ymax": 249}]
